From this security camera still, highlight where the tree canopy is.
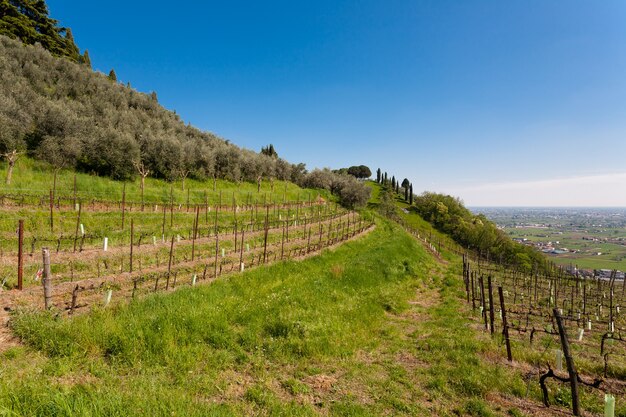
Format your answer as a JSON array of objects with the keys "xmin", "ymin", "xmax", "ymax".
[
  {"xmin": 0, "ymin": 35, "xmax": 371, "ymax": 208},
  {"xmin": 346, "ymin": 165, "xmax": 371, "ymax": 179},
  {"xmin": 413, "ymin": 192, "xmax": 548, "ymax": 273},
  {"xmin": 0, "ymin": 0, "xmax": 82, "ymax": 61},
  {"xmin": 260, "ymin": 144, "xmax": 278, "ymax": 158}
]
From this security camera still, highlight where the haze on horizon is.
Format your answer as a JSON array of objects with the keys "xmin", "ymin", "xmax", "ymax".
[{"xmin": 47, "ymin": 0, "xmax": 626, "ymax": 207}]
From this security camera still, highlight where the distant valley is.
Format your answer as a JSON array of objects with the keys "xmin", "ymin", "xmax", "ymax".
[{"xmin": 475, "ymin": 207, "xmax": 626, "ymax": 274}]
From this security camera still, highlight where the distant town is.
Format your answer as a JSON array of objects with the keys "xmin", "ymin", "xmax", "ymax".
[{"xmin": 473, "ymin": 207, "xmax": 626, "ymax": 280}]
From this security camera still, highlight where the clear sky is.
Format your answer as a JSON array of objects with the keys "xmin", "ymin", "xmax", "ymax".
[{"xmin": 46, "ymin": 0, "xmax": 626, "ymax": 206}]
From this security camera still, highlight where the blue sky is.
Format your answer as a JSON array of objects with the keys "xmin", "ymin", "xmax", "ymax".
[{"xmin": 47, "ymin": 1, "xmax": 626, "ymax": 206}]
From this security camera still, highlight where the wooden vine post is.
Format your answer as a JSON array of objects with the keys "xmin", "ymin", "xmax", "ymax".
[
  {"xmin": 488, "ymin": 275, "xmax": 495, "ymax": 335},
  {"xmin": 160, "ymin": 203, "xmax": 166, "ymax": 237},
  {"xmin": 239, "ymin": 229, "xmax": 245, "ymax": 271},
  {"xmin": 464, "ymin": 255, "xmax": 470, "ymax": 303},
  {"xmin": 129, "ymin": 218, "xmax": 134, "ymax": 273},
  {"xmin": 192, "ymin": 206, "xmax": 199, "ymax": 261},
  {"xmin": 17, "ymin": 219, "xmax": 24, "ymax": 290},
  {"xmin": 281, "ymin": 220, "xmax": 286, "ymax": 260},
  {"xmin": 554, "ymin": 308, "xmax": 581, "ymax": 416},
  {"xmin": 73, "ymin": 201, "xmax": 82, "ymax": 252},
  {"xmin": 263, "ymin": 205, "xmax": 269, "ymax": 264},
  {"xmin": 214, "ymin": 235, "xmax": 219, "ymax": 279},
  {"xmin": 170, "ymin": 186, "xmax": 174, "ymax": 228},
  {"xmin": 49, "ymin": 189, "xmax": 54, "ymax": 232},
  {"xmin": 479, "ymin": 275, "xmax": 488, "ymax": 331},
  {"xmin": 121, "ymin": 182, "xmax": 126, "ymax": 229},
  {"xmin": 166, "ymin": 235, "xmax": 174, "ymax": 290},
  {"xmin": 73, "ymin": 174, "xmax": 77, "ymax": 207},
  {"xmin": 42, "ymin": 248, "xmax": 52, "ymax": 309},
  {"xmin": 498, "ymin": 286, "xmax": 512, "ymax": 361}
]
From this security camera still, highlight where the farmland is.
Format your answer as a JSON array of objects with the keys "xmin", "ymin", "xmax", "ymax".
[{"xmin": 475, "ymin": 207, "xmax": 626, "ymax": 272}]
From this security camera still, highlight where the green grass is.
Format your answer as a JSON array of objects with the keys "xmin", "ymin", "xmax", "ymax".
[
  {"xmin": 1, "ymin": 156, "xmax": 328, "ymax": 205},
  {"xmin": 0, "ymin": 219, "xmax": 426, "ymax": 415},
  {"xmin": 0, "ymin": 157, "xmax": 340, "ymax": 289},
  {"xmin": 0, "ymin": 217, "xmax": 537, "ymax": 416},
  {"xmin": 2, "ymin": 174, "xmax": 620, "ymax": 415}
]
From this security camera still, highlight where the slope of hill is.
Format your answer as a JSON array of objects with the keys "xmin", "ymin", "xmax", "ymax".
[
  {"xmin": 0, "ymin": 217, "xmax": 530, "ymax": 417},
  {"xmin": 370, "ymin": 179, "xmax": 550, "ymax": 274},
  {"xmin": 0, "ymin": 33, "xmax": 369, "ymax": 208}
]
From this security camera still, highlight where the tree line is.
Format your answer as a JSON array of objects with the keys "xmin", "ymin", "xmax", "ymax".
[
  {"xmin": 374, "ymin": 167, "xmax": 547, "ymax": 273},
  {"xmin": 0, "ymin": 34, "xmax": 370, "ymax": 208}
]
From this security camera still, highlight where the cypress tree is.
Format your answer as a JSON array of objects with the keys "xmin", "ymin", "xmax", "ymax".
[
  {"xmin": 376, "ymin": 168, "xmax": 381, "ymax": 183},
  {"xmin": 108, "ymin": 69, "xmax": 117, "ymax": 82},
  {"xmin": 81, "ymin": 49, "xmax": 92, "ymax": 68},
  {"xmin": 391, "ymin": 176, "xmax": 396, "ymax": 189},
  {"xmin": 384, "ymin": 172, "xmax": 388, "ymax": 184},
  {"xmin": 409, "ymin": 184, "xmax": 413, "ymax": 205}
]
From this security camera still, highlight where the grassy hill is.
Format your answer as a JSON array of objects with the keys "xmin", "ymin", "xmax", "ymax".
[
  {"xmin": 1, "ymin": 4, "xmax": 622, "ymax": 415},
  {"xmin": 0, "ymin": 175, "xmax": 623, "ymax": 416},
  {"xmin": 1, "ymin": 218, "xmax": 527, "ymax": 417}
]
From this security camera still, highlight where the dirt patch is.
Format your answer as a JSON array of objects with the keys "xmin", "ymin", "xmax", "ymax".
[
  {"xmin": 487, "ymin": 392, "xmax": 578, "ymax": 417},
  {"xmin": 304, "ymin": 374, "xmax": 337, "ymax": 393}
]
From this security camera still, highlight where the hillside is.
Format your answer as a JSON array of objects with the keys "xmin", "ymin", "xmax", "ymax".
[
  {"xmin": 0, "ymin": 216, "xmax": 523, "ymax": 416},
  {"xmin": 1, "ymin": 3, "xmax": 623, "ymax": 416},
  {"xmin": 3, "ymin": 185, "xmax": 622, "ymax": 416},
  {"xmin": 0, "ymin": 34, "xmax": 369, "ymax": 208}
]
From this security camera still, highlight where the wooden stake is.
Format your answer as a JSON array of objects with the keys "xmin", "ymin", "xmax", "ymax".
[
  {"xmin": 121, "ymin": 182, "xmax": 126, "ymax": 229},
  {"xmin": 214, "ymin": 235, "xmax": 219, "ymax": 278},
  {"xmin": 49, "ymin": 189, "xmax": 54, "ymax": 232},
  {"xmin": 488, "ymin": 275, "xmax": 495, "ymax": 334},
  {"xmin": 263, "ymin": 205, "xmax": 269, "ymax": 264},
  {"xmin": 170, "ymin": 186, "xmax": 174, "ymax": 228},
  {"xmin": 205, "ymin": 190, "xmax": 209, "ymax": 224},
  {"xmin": 499, "ymin": 286, "xmax": 513, "ymax": 361},
  {"xmin": 479, "ymin": 275, "xmax": 488, "ymax": 331},
  {"xmin": 69, "ymin": 285, "xmax": 79, "ymax": 314},
  {"xmin": 42, "ymin": 248, "xmax": 52, "ymax": 309},
  {"xmin": 73, "ymin": 201, "xmax": 82, "ymax": 252},
  {"xmin": 129, "ymin": 218, "xmax": 134, "ymax": 273},
  {"xmin": 239, "ymin": 229, "xmax": 245, "ymax": 270},
  {"xmin": 73, "ymin": 173, "xmax": 77, "ymax": 207},
  {"xmin": 554, "ymin": 308, "xmax": 581, "ymax": 416},
  {"xmin": 192, "ymin": 206, "xmax": 200, "ymax": 261},
  {"xmin": 281, "ymin": 221, "xmax": 285, "ymax": 260},
  {"xmin": 17, "ymin": 219, "xmax": 24, "ymax": 291},
  {"xmin": 166, "ymin": 236, "xmax": 174, "ymax": 290}
]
